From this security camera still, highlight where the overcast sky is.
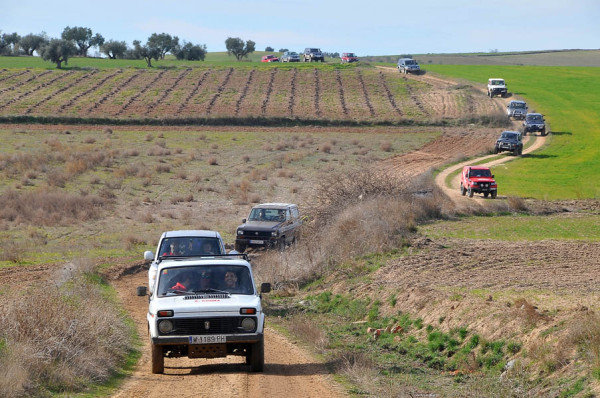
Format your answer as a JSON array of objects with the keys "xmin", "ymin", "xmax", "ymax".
[{"xmin": 2, "ymin": 0, "xmax": 599, "ymax": 56}]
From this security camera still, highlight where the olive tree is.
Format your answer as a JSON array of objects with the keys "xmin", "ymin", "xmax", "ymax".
[
  {"xmin": 132, "ymin": 40, "xmax": 160, "ymax": 67},
  {"xmin": 0, "ymin": 32, "xmax": 21, "ymax": 55},
  {"xmin": 146, "ymin": 33, "xmax": 179, "ymax": 60},
  {"xmin": 174, "ymin": 42, "xmax": 207, "ymax": 61},
  {"xmin": 19, "ymin": 33, "xmax": 48, "ymax": 56},
  {"xmin": 225, "ymin": 37, "xmax": 255, "ymax": 61},
  {"xmin": 61, "ymin": 26, "xmax": 104, "ymax": 57},
  {"xmin": 40, "ymin": 39, "xmax": 77, "ymax": 68},
  {"xmin": 100, "ymin": 40, "xmax": 128, "ymax": 59}
]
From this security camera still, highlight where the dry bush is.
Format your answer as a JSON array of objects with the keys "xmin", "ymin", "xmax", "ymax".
[
  {"xmin": 170, "ymin": 194, "xmax": 194, "ymax": 204},
  {"xmin": 513, "ymin": 298, "xmax": 546, "ymax": 327},
  {"xmin": 155, "ymin": 164, "xmax": 171, "ymax": 173},
  {"xmin": 507, "ymin": 196, "xmax": 528, "ymax": 212},
  {"xmin": 249, "ymin": 193, "xmax": 261, "ymax": 203},
  {"xmin": 568, "ymin": 310, "xmax": 600, "ymax": 371},
  {"xmin": 287, "ymin": 315, "xmax": 330, "ymax": 352},
  {"xmin": 275, "ymin": 141, "xmax": 287, "ymax": 151},
  {"xmin": 140, "ymin": 212, "xmax": 154, "ymax": 223},
  {"xmin": 0, "ymin": 269, "xmax": 134, "ymax": 396},
  {"xmin": 0, "ymin": 239, "xmax": 26, "ymax": 263},
  {"xmin": 175, "ymin": 170, "xmax": 187, "ymax": 180},
  {"xmin": 263, "ymin": 144, "xmax": 273, "ymax": 152},
  {"xmin": 211, "ymin": 144, "xmax": 219, "ymax": 150},
  {"xmin": 124, "ymin": 149, "xmax": 139, "ymax": 157},
  {"xmin": 335, "ymin": 352, "xmax": 379, "ymax": 395},
  {"xmin": 207, "ymin": 157, "xmax": 218, "ymax": 165},
  {"xmin": 320, "ymin": 143, "xmax": 332, "ymax": 153},
  {"xmin": 83, "ymin": 137, "xmax": 96, "ymax": 144},
  {"xmin": 103, "ymin": 128, "xmax": 113, "ymax": 135},
  {"xmin": 124, "ymin": 235, "xmax": 146, "ymax": 250},
  {"xmin": 46, "ymin": 170, "xmax": 68, "ymax": 187},
  {"xmin": 242, "ymin": 155, "xmax": 250, "ymax": 163},
  {"xmin": 145, "ymin": 133, "xmax": 154, "ymax": 141},
  {"xmin": 0, "ymin": 189, "xmax": 108, "ymax": 226},
  {"xmin": 147, "ymin": 146, "xmax": 171, "ymax": 156},
  {"xmin": 175, "ymin": 148, "xmax": 183, "ymax": 154},
  {"xmin": 380, "ymin": 141, "xmax": 393, "ymax": 152},
  {"xmin": 90, "ymin": 175, "xmax": 101, "ymax": 186}
]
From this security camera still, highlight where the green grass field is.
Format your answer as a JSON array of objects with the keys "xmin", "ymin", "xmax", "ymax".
[{"xmin": 426, "ymin": 65, "xmax": 600, "ymax": 200}]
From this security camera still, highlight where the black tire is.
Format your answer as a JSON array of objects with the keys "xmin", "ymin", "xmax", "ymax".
[
  {"xmin": 468, "ymin": 187, "xmax": 474, "ymax": 198},
  {"xmin": 484, "ymin": 192, "xmax": 489, "ymax": 198},
  {"xmin": 513, "ymin": 148, "xmax": 519, "ymax": 156},
  {"xmin": 460, "ymin": 183, "xmax": 466, "ymax": 196},
  {"xmin": 235, "ymin": 242, "xmax": 246, "ymax": 253},
  {"xmin": 278, "ymin": 238, "xmax": 286, "ymax": 251},
  {"xmin": 523, "ymin": 129, "xmax": 527, "ymax": 136},
  {"xmin": 494, "ymin": 147, "xmax": 499, "ymax": 154},
  {"xmin": 491, "ymin": 191, "xmax": 497, "ymax": 199},
  {"xmin": 249, "ymin": 340, "xmax": 264, "ymax": 372},
  {"xmin": 541, "ymin": 128, "xmax": 546, "ymax": 136},
  {"xmin": 151, "ymin": 343, "xmax": 164, "ymax": 374}
]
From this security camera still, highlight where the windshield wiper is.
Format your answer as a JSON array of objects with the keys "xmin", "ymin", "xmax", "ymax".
[{"xmin": 192, "ymin": 288, "xmax": 230, "ymax": 294}]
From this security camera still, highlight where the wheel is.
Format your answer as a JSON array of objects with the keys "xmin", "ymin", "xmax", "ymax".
[
  {"xmin": 468, "ymin": 187, "xmax": 474, "ymax": 198},
  {"xmin": 513, "ymin": 148, "xmax": 519, "ymax": 156},
  {"xmin": 234, "ymin": 242, "xmax": 246, "ymax": 253},
  {"xmin": 518, "ymin": 147, "xmax": 523, "ymax": 156},
  {"xmin": 249, "ymin": 340, "xmax": 264, "ymax": 372},
  {"xmin": 541, "ymin": 128, "xmax": 546, "ymax": 136},
  {"xmin": 151, "ymin": 343, "xmax": 164, "ymax": 374},
  {"xmin": 460, "ymin": 183, "xmax": 466, "ymax": 196},
  {"xmin": 278, "ymin": 238, "xmax": 286, "ymax": 251},
  {"xmin": 484, "ymin": 192, "xmax": 489, "ymax": 198},
  {"xmin": 523, "ymin": 129, "xmax": 527, "ymax": 136},
  {"xmin": 491, "ymin": 191, "xmax": 497, "ymax": 199},
  {"xmin": 494, "ymin": 147, "xmax": 499, "ymax": 154}
]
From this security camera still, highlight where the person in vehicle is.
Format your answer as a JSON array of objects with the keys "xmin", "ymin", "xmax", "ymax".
[
  {"xmin": 223, "ymin": 271, "xmax": 238, "ymax": 290},
  {"xmin": 170, "ymin": 271, "xmax": 194, "ymax": 291},
  {"xmin": 162, "ymin": 242, "xmax": 177, "ymax": 256}
]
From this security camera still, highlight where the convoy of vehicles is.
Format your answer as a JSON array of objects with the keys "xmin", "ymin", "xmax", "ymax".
[
  {"xmin": 506, "ymin": 100, "xmax": 528, "ymax": 120},
  {"xmin": 235, "ymin": 203, "xmax": 301, "ymax": 253},
  {"xmin": 523, "ymin": 113, "xmax": 547, "ymax": 136},
  {"xmin": 460, "ymin": 166, "xmax": 498, "ymax": 199},
  {"xmin": 494, "ymin": 131, "xmax": 523, "ymax": 156},
  {"xmin": 397, "ymin": 58, "xmax": 421, "ymax": 74},
  {"xmin": 261, "ymin": 54, "xmax": 279, "ymax": 62},
  {"xmin": 137, "ymin": 253, "xmax": 271, "ymax": 374},
  {"xmin": 340, "ymin": 52, "xmax": 359, "ymax": 63},
  {"xmin": 487, "ymin": 78, "xmax": 508, "ymax": 98}
]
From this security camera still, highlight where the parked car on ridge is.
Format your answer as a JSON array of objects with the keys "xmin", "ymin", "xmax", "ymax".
[
  {"xmin": 261, "ymin": 54, "xmax": 279, "ymax": 63},
  {"xmin": 280, "ymin": 51, "xmax": 300, "ymax": 62}
]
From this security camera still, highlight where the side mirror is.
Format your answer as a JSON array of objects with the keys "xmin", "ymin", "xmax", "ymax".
[
  {"xmin": 144, "ymin": 251, "xmax": 154, "ymax": 262},
  {"xmin": 136, "ymin": 286, "xmax": 147, "ymax": 296},
  {"xmin": 492, "ymin": 175, "xmax": 495, "ymax": 178},
  {"xmin": 260, "ymin": 283, "xmax": 272, "ymax": 294},
  {"xmin": 242, "ymin": 218, "xmax": 246, "ymax": 223}
]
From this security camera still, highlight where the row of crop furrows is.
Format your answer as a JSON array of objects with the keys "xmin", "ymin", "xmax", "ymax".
[
  {"xmin": 260, "ymin": 69, "xmax": 277, "ymax": 116},
  {"xmin": 335, "ymin": 70, "xmax": 349, "ymax": 118},
  {"xmin": 378, "ymin": 70, "xmax": 403, "ymax": 117},
  {"xmin": 402, "ymin": 75, "xmax": 430, "ymax": 117},
  {"xmin": 313, "ymin": 68, "xmax": 322, "ymax": 118},
  {"xmin": 25, "ymin": 70, "xmax": 100, "ymax": 115},
  {"xmin": 234, "ymin": 69, "xmax": 255, "ymax": 116},
  {"xmin": 288, "ymin": 68, "xmax": 297, "ymax": 117},
  {"xmin": 0, "ymin": 69, "xmax": 31, "ymax": 85},
  {"xmin": 0, "ymin": 70, "xmax": 69, "ymax": 112},
  {"xmin": 87, "ymin": 70, "xmax": 145, "ymax": 114},
  {"xmin": 144, "ymin": 68, "xmax": 191, "ymax": 117},
  {"xmin": 58, "ymin": 70, "xmax": 124, "ymax": 114},
  {"xmin": 205, "ymin": 68, "xmax": 234, "ymax": 115},
  {"xmin": 176, "ymin": 69, "xmax": 211, "ymax": 116}
]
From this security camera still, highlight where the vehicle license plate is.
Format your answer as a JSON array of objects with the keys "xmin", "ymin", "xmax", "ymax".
[
  {"xmin": 189, "ymin": 335, "xmax": 226, "ymax": 344},
  {"xmin": 249, "ymin": 240, "xmax": 264, "ymax": 244}
]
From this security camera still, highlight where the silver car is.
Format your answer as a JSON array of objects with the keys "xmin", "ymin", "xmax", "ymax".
[
  {"xmin": 281, "ymin": 51, "xmax": 300, "ymax": 62},
  {"xmin": 506, "ymin": 100, "xmax": 528, "ymax": 120}
]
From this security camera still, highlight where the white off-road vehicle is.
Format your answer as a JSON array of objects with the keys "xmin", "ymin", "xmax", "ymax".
[
  {"xmin": 137, "ymin": 254, "xmax": 271, "ymax": 374},
  {"xmin": 487, "ymin": 78, "xmax": 508, "ymax": 98},
  {"xmin": 144, "ymin": 230, "xmax": 227, "ymax": 293}
]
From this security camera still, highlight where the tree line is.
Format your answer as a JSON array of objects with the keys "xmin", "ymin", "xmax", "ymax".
[{"xmin": 1, "ymin": 26, "xmax": 257, "ymax": 68}]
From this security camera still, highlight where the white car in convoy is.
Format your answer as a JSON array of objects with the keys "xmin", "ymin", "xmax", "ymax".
[{"xmin": 137, "ymin": 253, "xmax": 271, "ymax": 374}]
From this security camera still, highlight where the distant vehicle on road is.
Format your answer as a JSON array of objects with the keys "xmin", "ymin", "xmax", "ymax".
[
  {"xmin": 506, "ymin": 100, "xmax": 528, "ymax": 120},
  {"xmin": 397, "ymin": 58, "xmax": 420, "ymax": 74},
  {"xmin": 460, "ymin": 166, "xmax": 498, "ymax": 199},
  {"xmin": 340, "ymin": 52, "xmax": 358, "ymax": 63},
  {"xmin": 523, "ymin": 113, "xmax": 547, "ymax": 136},
  {"xmin": 235, "ymin": 203, "xmax": 301, "ymax": 252},
  {"xmin": 280, "ymin": 51, "xmax": 300, "ymax": 62},
  {"xmin": 261, "ymin": 55, "xmax": 279, "ymax": 62},
  {"xmin": 494, "ymin": 131, "xmax": 523, "ymax": 156},
  {"xmin": 487, "ymin": 78, "xmax": 508, "ymax": 98}
]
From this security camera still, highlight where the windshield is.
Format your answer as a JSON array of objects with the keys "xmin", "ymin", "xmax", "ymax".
[
  {"xmin": 248, "ymin": 208, "xmax": 286, "ymax": 222},
  {"xmin": 527, "ymin": 115, "xmax": 543, "ymax": 122},
  {"xmin": 512, "ymin": 103, "xmax": 526, "ymax": 108},
  {"xmin": 157, "ymin": 265, "xmax": 254, "ymax": 296},
  {"xmin": 290, "ymin": 52, "xmax": 298, "ymax": 56},
  {"xmin": 469, "ymin": 169, "xmax": 492, "ymax": 178},
  {"xmin": 405, "ymin": 60, "xmax": 416, "ymax": 65},
  {"xmin": 501, "ymin": 132, "xmax": 518, "ymax": 140},
  {"xmin": 491, "ymin": 80, "xmax": 505, "ymax": 86},
  {"xmin": 159, "ymin": 237, "xmax": 222, "ymax": 258}
]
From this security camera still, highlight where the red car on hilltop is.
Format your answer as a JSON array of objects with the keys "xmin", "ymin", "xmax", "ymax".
[{"xmin": 261, "ymin": 55, "xmax": 279, "ymax": 62}]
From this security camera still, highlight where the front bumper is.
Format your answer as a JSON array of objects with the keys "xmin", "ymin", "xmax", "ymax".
[
  {"xmin": 236, "ymin": 237, "xmax": 278, "ymax": 248},
  {"xmin": 525, "ymin": 124, "xmax": 545, "ymax": 131},
  {"xmin": 152, "ymin": 332, "xmax": 263, "ymax": 346}
]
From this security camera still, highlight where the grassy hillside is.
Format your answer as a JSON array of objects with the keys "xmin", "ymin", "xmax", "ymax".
[{"xmin": 426, "ymin": 65, "xmax": 600, "ymax": 200}]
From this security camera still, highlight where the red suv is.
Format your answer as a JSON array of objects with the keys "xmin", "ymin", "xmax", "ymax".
[
  {"xmin": 340, "ymin": 52, "xmax": 358, "ymax": 63},
  {"xmin": 460, "ymin": 166, "xmax": 497, "ymax": 199},
  {"xmin": 261, "ymin": 55, "xmax": 279, "ymax": 62}
]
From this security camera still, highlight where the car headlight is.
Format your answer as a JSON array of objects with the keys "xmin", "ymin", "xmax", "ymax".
[
  {"xmin": 158, "ymin": 320, "xmax": 173, "ymax": 334},
  {"xmin": 237, "ymin": 230, "xmax": 244, "ymax": 236},
  {"xmin": 271, "ymin": 231, "xmax": 278, "ymax": 237},
  {"xmin": 241, "ymin": 317, "xmax": 256, "ymax": 332}
]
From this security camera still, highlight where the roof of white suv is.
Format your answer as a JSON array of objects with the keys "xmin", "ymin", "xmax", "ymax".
[{"xmin": 161, "ymin": 230, "xmax": 222, "ymax": 238}]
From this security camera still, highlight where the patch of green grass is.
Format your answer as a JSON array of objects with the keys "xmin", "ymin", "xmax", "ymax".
[
  {"xmin": 420, "ymin": 214, "xmax": 600, "ymax": 241},
  {"xmin": 427, "ymin": 65, "xmax": 600, "ymax": 200}
]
